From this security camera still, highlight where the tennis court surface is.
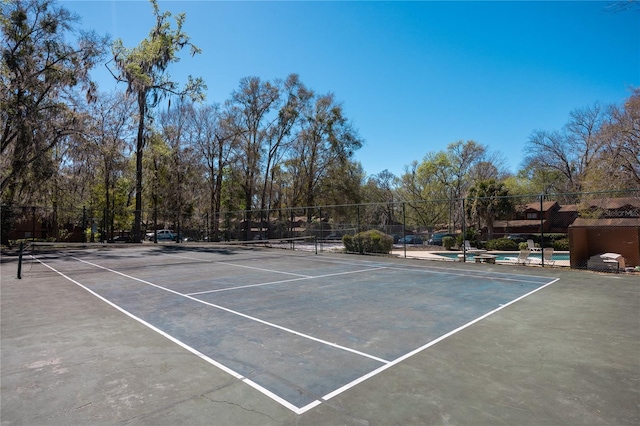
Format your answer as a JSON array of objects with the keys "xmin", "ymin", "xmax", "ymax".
[{"xmin": 2, "ymin": 244, "xmax": 638, "ymax": 425}]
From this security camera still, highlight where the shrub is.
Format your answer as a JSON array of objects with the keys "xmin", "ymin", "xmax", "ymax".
[
  {"xmin": 486, "ymin": 238, "xmax": 518, "ymax": 251},
  {"xmin": 343, "ymin": 230, "xmax": 393, "ymax": 254},
  {"xmin": 551, "ymin": 238, "xmax": 569, "ymax": 250},
  {"xmin": 442, "ymin": 236, "xmax": 455, "ymax": 250},
  {"xmin": 342, "ymin": 234, "xmax": 355, "ymax": 252}
]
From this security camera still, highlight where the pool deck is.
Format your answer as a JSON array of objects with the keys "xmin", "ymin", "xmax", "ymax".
[{"xmin": 391, "ymin": 250, "xmax": 571, "ymax": 267}]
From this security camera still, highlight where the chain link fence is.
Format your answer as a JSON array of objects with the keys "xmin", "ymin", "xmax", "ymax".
[{"xmin": 3, "ymin": 189, "xmax": 638, "ymax": 271}]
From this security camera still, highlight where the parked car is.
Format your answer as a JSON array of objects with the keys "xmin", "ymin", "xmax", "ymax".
[
  {"xmin": 427, "ymin": 233, "xmax": 457, "ymax": 246},
  {"xmin": 399, "ymin": 235, "xmax": 423, "ymax": 245},
  {"xmin": 147, "ymin": 229, "xmax": 175, "ymax": 241}
]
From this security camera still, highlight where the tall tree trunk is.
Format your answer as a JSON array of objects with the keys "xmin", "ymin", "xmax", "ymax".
[{"xmin": 132, "ymin": 92, "xmax": 146, "ymax": 243}]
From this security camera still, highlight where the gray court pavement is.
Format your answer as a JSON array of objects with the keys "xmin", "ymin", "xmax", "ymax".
[{"xmin": 1, "ymin": 250, "xmax": 638, "ymax": 425}]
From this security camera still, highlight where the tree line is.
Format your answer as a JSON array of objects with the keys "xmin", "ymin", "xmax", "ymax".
[{"xmin": 2, "ymin": 0, "xmax": 638, "ymax": 244}]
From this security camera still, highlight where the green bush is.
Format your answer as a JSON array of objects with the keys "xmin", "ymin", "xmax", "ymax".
[
  {"xmin": 486, "ymin": 238, "xmax": 518, "ymax": 251},
  {"xmin": 342, "ymin": 234, "xmax": 355, "ymax": 252},
  {"xmin": 442, "ymin": 236, "xmax": 455, "ymax": 250},
  {"xmin": 551, "ymin": 238, "xmax": 569, "ymax": 250},
  {"xmin": 343, "ymin": 230, "xmax": 393, "ymax": 254}
]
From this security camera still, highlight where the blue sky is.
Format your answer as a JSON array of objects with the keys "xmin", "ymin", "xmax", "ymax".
[{"xmin": 60, "ymin": 0, "xmax": 639, "ymax": 178}]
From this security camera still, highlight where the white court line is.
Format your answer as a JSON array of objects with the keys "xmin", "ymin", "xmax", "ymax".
[
  {"xmin": 382, "ymin": 265, "xmax": 551, "ymax": 285},
  {"xmin": 31, "ymin": 256, "xmax": 309, "ymax": 413},
  {"xmin": 33, "ymin": 251, "xmax": 560, "ymax": 415},
  {"xmin": 69, "ymin": 256, "xmax": 389, "ymax": 365},
  {"xmin": 186, "ymin": 266, "xmax": 387, "ymax": 296},
  {"xmin": 187, "ymin": 276, "xmax": 308, "ymax": 296},
  {"xmin": 308, "ymin": 255, "xmax": 555, "ymax": 284},
  {"xmin": 31, "ymin": 257, "xmax": 242, "ymax": 381},
  {"xmin": 320, "ymin": 277, "xmax": 560, "ymax": 403},
  {"xmin": 163, "ymin": 248, "xmax": 553, "ymax": 285},
  {"xmin": 162, "ymin": 252, "xmax": 312, "ymax": 278}
]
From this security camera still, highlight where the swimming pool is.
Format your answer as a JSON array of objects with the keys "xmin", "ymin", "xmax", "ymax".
[{"xmin": 434, "ymin": 251, "xmax": 570, "ymax": 262}]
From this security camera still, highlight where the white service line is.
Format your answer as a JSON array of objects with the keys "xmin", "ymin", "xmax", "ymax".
[
  {"xmin": 310, "ymin": 255, "xmax": 555, "ymax": 284},
  {"xmin": 162, "ymin": 252, "xmax": 312, "ymax": 278},
  {"xmin": 186, "ymin": 266, "xmax": 387, "ymax": 296},
  {"xmin": 319, "ymin": 277, "xmax": 561, "ymax": 403},
  {"xmin": 31, "ymin": 257, "xmax": 244, "ymax": 380},
  {"xmin": 32, "ymin": 255, "xmax": 314, "ymax": 414},
  {"xmin": 70, "ymin": 256, "xmax": 389, "ymax": 365},
  {"xmin": 382, "ymin": 264, "xmax": 552, "ymax": 285},
  {"xmin": 33, "ymin": 252, "xmax": 560, "ymax": 415}
]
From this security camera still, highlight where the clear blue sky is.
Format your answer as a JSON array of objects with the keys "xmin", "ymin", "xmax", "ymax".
[{"xmin": 61, "ymin": 0, "xmax": 639, "ymax": 178}]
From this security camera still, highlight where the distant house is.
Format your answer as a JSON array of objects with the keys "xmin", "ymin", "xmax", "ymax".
[
  {"xmin": 493, "ymin": 201, "xmax": 562, "ymax": 236},
  {"xmin": 578, "ymin": 197, "xmax": 640, "ymax": 220},
  {"xmin": 492, "ymin": 197, "xmax": 640, "ymax": 238}
]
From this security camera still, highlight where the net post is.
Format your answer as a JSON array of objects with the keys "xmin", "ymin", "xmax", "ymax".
[
  {"xmin": 17, "ymin": 241, "xmax": 24, "ymax": 279},
  {"xmin": 314, "ymin": 236, "xmax": 317, "ymax": 255}
]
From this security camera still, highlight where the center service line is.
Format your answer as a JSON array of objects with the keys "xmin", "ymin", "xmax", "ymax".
[
  {"xmin": 70, "ymin": 256, "xmax": 390, "ymax": 364},
  {"xmin": 31, "ymin": 256, "xmax": 307, "ymax": 413},
  {"xmin": 320, "ymin": 277, "xmax": 561, "ymax": 403},
  {"xmin": 161, "ymin": 252, "xmax": 313, "ymax": 278},
  {"xmin": 186, "ymin": 266, "xmax": 387, "ymax": 296}
]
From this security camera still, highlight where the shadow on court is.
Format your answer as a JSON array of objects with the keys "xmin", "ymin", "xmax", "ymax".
[{"xmin": 1, "ymin": 247, "xmax": 638, "ymax": 425}]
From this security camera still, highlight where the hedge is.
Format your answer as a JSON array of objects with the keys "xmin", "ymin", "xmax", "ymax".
[
  {"xmin": 486, "ymin": 238, "xmax": 519, "ymax": 251},
  {"xmin": 343, "ymin": 230, "xmax": 393, "ymax": 254}
]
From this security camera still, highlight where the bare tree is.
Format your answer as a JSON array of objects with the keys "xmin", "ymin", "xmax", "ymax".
[
  {"xmin": 76, "ymin": 91, "xmax": 135, "ymax": 240},
  {"xmin": 226, "ymin": 76, "xmax": 279, "ymax": 239},
  {"xmin": 290, "ymin": 92, "xmax": 363, "ymax": 215},
  {"xmin": 523, "ymin": 103, "xmax": 608, "ymax": 193},
  {"xmin": 590, "ymin": 89, "xmax": 640, "ymax": 189},
  {"xmin": 110, "ymin": 0, "xmax": 205, "ymax": 242},
  {"xmin": 188, "ymin": 103, "xmax": 236, "ymax": 240}
]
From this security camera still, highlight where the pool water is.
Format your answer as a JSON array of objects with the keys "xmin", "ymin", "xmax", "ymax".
[{"xmin": 436, "ymin": 252, "xmax": 570, "ymax": 262}]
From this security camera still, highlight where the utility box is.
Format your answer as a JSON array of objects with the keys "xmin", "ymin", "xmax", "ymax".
[{"xmin": 568, "ymin": 218, "xmax": 640, "ymax": 270}]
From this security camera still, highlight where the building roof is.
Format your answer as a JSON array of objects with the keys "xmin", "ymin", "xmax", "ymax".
[
  {"xmin": 523, "ymin": 201, "xmax": 558, "ymax": 212},
  {"xmin": 580, "ymin": 197, "xmax": 640, "ymax": 210},
  {"xmin": 570, "ymin": 217, "xmax": 640, "ymax": 227},
  {"xmin": 558, "ymin": 204, "xmax": 578, "ymax": 213},
  {"xmin": 494, "ymin": 219, "xmax": 547, "ymax": 228}
]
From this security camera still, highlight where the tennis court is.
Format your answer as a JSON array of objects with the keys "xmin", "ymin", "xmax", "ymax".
[{"xmin": 2, "ymin": 242, "xmax": 638, "ymax": 425}]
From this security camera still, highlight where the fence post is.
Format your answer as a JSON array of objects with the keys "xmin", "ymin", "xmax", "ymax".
[
  {"xmin": 462, "ymin": 198, "xmax": 466, "ymax": 261},
  {"xmin": 540, "ymin": 194, "xmax": 545, "ymax": 267},
  {"xmin": 17, "ymin": 241, "xmax": 23, "ymax": 279},
  {"xmin": 82, "ymin": 206, "xmax": 87, "ymax": 243},
  {"xmin": 319, "ymin": 207, "xmax": 323, "ymax": 252},
  {"xmin": 53, "ymin": 201, "xmax": 58, "ymax": 241},
  {"xmin": 402, "ymin": 202, "xmax": 406, "ymax": 259},
  {"xmin": 31, "ymin": 206, "xmax": 36, "ymax": 241},
  {"xmin": 102, "ymin": 207, "xmax": 106, "ymax": 243}
]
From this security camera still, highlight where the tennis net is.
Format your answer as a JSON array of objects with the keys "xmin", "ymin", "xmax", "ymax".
[{"xmin": 16, "ymin": 236, "xmax": 318, "ymax": 278}]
